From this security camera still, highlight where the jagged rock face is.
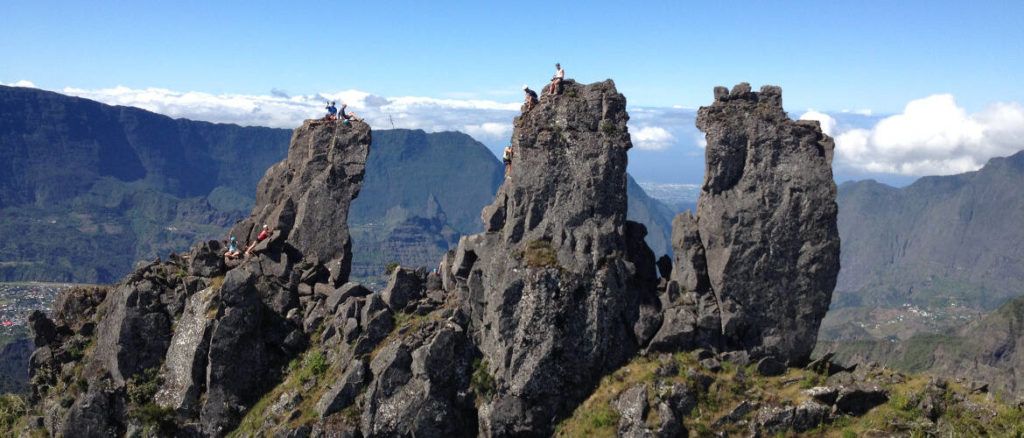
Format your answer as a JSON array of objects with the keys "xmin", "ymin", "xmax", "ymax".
[
  {"xmin": 448, "ymin": 80, "xmax": 653, "ymax": 435},
  {"xmin": 232, "ymin": 121, "xmax": 371, "ymax": 282},
  {"xmin": 671, "ymin": 83, "xmax": 840, "ymax": 363},
  {"xmin": 27, "ymin": 120, "xmax": 371, "ymax": 437}
]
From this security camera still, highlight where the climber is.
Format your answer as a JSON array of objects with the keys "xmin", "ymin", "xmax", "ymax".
[
  {"xmin": 548, "ymin": 63, "xmax": 564, "ymax": 95},
  {"xmin": 245, "ymin": 224, "xmax": 273, "ymax": 256},
  {"xmin": 325, "ymin": 101, "xmax": 338, "ymax": 121},
  {"xmin": 502, "ymin": 145, "xmax": 514, "ymax": 177},
  {"xmin": 224, "ymin": 236, "xmax": 242, "ymax": 261},
  {"xmin": 523, "ymin": 85, "xmax": 539, "ymax": 112},
  {"xmin": 340, "ymin": 103, "xmax": 361, "ymax": 126}
]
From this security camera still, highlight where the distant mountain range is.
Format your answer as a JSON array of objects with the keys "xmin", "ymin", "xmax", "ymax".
[
  {"xmin": 0, "ymin": 85, "xmax": 679, "ymax": 286},
  {"xmin": 817, "ymin": 150, "xmax": 1024, "ymax": 394},
  {"xmin": 0, "ymin": 85, "xmax": 290, "ymax": 283},
  {"xmin": 636, "ymin": 182, "xmax": 700, "ymax": 212},
  {"xmin": 835, "ymin": 151, "xmax": 1024, "ymax": 311}
]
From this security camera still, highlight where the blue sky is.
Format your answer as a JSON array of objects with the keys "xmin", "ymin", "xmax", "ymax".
[{"xmin": 3, "ymin": 1, "xmax": 1023, "ymax": 185}]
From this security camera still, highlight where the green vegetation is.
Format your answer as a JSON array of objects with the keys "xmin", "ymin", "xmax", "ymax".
[
  {"xmin": 126, "ymin": 367, "xmax": 163, "ymax": 405},
  {"xmin": 555, "ymin": 352, "xmax": 1024, "ymax": 437},
  {"xmin": 600, "ymin": 120, "xmax": 617, "ymax": 135},
  {"xmin": 385, "ymin": 262, "xmax": 400, "ymax": 275},
  {"xmin": 0, "ymin": 394, "xmax": 27, "ymax": 432},
  {"xmin": 125, "ymin": 367, "xmax": 176, "ymax": 434},
  {"xmin": 524, "ymin": 240, "xmax": 559, "ymax": 268},
  {"xmin": 129, "ymin": 402, "xmax": 176, "ymax": 435},
  {"xmin": 470, "ymin": 358, "xmax": 495, "ymax": 399}
]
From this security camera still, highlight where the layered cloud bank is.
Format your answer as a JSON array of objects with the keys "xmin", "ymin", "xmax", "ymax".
[
  {"xmin": 53, "ymin": 85, "xmax": 524, "ymax": 146},
  {"xmin": 42, "ymin": 82, "xmax": 699, "ymax": 155},
  {"xmin": 4, "ymin": 80, "xmax": 1022, "ymax": 179},
  {"xmin": 802, "ymin": 95, "xmax": 1024, "ymax": 176}
]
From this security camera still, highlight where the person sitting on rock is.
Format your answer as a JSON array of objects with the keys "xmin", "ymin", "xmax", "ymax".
[
  {"xmin": 325, "ymin": 101, "xmax": 338, "ymax": 121},
  {"xmin": 224, "ymin": 236, "xmax": 242, "ymax": 261},
  {"xmin": 523, "ymin": 85, "xmax": 539, "ymax": 112},
  {"xmin": 502, "ymin": 145, "xmax": 514, "ymax": 177},
  {"xmin": 245, "ymin": 224, "xmax": 273, "ymax": 256},
  {"xmin": 340, "ymin": 103, "xmax": 361, "ymax": 126},
  {"xmin": 548, "ymin": 63, "xmax": 564, "ymax": 95}
]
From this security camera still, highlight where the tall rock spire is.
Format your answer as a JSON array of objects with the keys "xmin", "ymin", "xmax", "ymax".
[
  {"xmin": 656, "ymin": 83, "xmax": 840, "ymax": 363},
  {"xmin": 446, "ymin": 79, "xmax": 656, "ymax": 435}
]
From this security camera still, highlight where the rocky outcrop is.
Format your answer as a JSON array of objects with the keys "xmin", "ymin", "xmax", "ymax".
[
  {"xmin": 442, "ymin": 79, "xmax": 654, "ymax": 435},
  {"xmin": 654, "ymin": 83, "xmax": 840, "ymax": 364},
  {"xmin": 26, "ymin": 119, "xmax": 371, "ymax": 437},
  {"xmin": 23, "ymin": 81, "xmax": 846, "ymax": 437}
]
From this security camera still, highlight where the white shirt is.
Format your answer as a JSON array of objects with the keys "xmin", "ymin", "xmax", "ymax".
[{"xmin": 554, "ymin": 68, "xmax": 564, "ymax": 79}]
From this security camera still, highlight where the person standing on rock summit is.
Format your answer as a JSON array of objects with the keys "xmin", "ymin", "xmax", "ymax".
[
  {"xmin": 523, "ymin": 85, "xmax": 539, "ymax": 112},
  {"xmin": 548, "ymin": 63, "xmax": 564, "ymax": 95}
]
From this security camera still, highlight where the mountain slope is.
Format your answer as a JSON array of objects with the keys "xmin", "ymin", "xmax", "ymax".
[
  {"xmin": 626, "ymin": 174, "xmax": 676, "ymax": 258},
  {"xmin": 0, "ymin": 85, "xmax": 291, "ymax": 283},
  {"xmin": 830, "ymin": 295, "xmax": 1024, "ymax": 398},
  {"xmin": 1, "ymin": 85, "xmax": 677, "ymax": 287},
  {"xmin": 835, "ymin": 150, "xmax": 1024, "ymax": 310}
]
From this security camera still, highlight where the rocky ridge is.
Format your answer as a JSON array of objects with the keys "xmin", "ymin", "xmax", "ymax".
[
  {"xmin": 24, "ymin": 119, "xmax": 370, "ymax": 436},
  {"xmin": 20, "ymin": 81, "xmax": 851, "ymax": 437}
]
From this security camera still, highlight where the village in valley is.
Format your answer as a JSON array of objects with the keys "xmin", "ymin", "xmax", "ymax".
[{"xmin": 0, "ymin": 283, "xmax": 72, "ymax": 341}]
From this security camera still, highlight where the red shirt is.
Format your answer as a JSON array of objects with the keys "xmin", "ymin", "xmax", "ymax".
[{"xmin": 257, "ymin": 229, "xmax": 271, "ymax": 241}]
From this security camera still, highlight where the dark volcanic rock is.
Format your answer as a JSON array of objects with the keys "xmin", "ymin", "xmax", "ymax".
[
  {"xmin": 231, "ymin": 120, "xmax": 371, "ymax": 285},
  {"xmin": 614, "ymin": 384, "xmax": 651, "ymax": 437},
  {"xmin": 664, "ymin": 84, "xmax": 840, "ymax": 363},
  {"xmin": 28, "ymin": 119, "xmax": 371, "ymax": 437},
  {"xmin": 380, "ymin": 267, "xmax": 425, "ymax": 311},
  {"xmin": 834, "ymin": 385, "xmax": 889, "ymax": 415},
  {"xmin": 360, "ymin": 320, "xmax": 476, "ymax": 437},
  {"xmin": 442, "ymin": 79, "xmax": 653, "ymax": 435}
]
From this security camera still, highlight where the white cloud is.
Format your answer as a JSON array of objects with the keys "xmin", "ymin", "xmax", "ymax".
[
  {"xmin": 841, "ymin": 108, "xmax": 874, "ymax": 116},
  {"xmin": 799, "ymin": 109, "xmax": 837, "ymax": 136},
  {"xmin": 56, "ymin": 85, "xmax": 522, "ymax": 140},
  {"xmin": 2, "ymin": 80, "xmax": 36, "ymax": 88},
  {"xmin": 463, "ymin": 122, "xmax": 513, "ymax": 143},
  {"xmin": 632, "ymin": 126, "xmax": 675, "ymax": 151},
  {"xmin": 833, "ymin": 94, "xmax": 1024, "ymax": 176},
  {"xmin": 48, "ymin": 83, "xmax": 704, "ymax": 153}
]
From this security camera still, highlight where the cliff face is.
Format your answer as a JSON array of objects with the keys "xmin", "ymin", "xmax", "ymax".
[
  {"xmin": 652, "ymin": 84, "xmax": 840, "ymax": 364},
  {"xmin": 446, "ymin": 79, "xmax": 653, "ymax": 434}
]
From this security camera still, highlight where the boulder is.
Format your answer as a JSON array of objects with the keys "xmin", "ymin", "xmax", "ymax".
[
  {"xmin": 803, "ymin": 386, "xmax": 840, "ymax": 406},
  {"xmin": 614, "ymin": 384, "xmax": 651, "ymax": 438},
  {"xmin": 380, "ymin": 267, "xmax": 424, "ymax": 311},
  {"xmin": 834, "ymin": 385, "xmax": 889, "ymax": 415},
  {"xmin": 713, "ymin": 400, "xmax": 758, "ymax": 428},
  {"xmin": 28, "ymin": 311, "xmax": 57, "ymax": 348},
  {"xmin": 187, "ymin": 240, "xmax": 226, "ymax": 277},
  {"xmin": 154, "ymin": 286, "xmax": 217, "ymax": 415},
  {"xmin": 316, "ymin": 359, "xmax": 367, "ymax": 418},
  {"xmin": 360, "ymin": 322, "xmax": 476, "ymax": 437},
  {"xmin": 756, "ymin": 357, "xmax": 787, "ymax": 377}
]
